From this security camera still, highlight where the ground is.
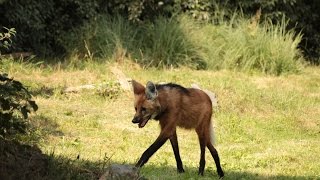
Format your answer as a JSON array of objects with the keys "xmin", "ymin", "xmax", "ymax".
[{"xmin": 1, "ymin": 62, "xmax": 319, "ymax": 179}]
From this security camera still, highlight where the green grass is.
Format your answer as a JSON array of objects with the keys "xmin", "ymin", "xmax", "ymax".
[
  {"xmin": 192, "ymin": 15, "xmax": 304, "ymax": 75},
  {"xmin": 60, "ymin": 13, "xmax": 303, "ymax": 75},
  {"xmin": 1, "ymin": 59, "xmax": 319, "ymax": 179}
]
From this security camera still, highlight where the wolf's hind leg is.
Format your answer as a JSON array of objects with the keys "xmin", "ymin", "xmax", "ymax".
[
  {"xmin": 169, "ymin": 130, "xmax": 185, "ymax": 173},
  {"xmin": 207, "ymin": 141, "xmax": 224, "ymax": 178}
]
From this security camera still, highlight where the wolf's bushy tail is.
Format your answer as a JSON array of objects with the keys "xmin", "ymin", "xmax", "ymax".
[
  {"xmin": 191, "ymin": 83, "xmax": 217, "ymax": 145},
  {"xmin": 209, "ymin": 119, "xmax": 215, "ymax": 145}
]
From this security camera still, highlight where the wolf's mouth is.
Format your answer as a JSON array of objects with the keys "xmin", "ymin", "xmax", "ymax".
[{"xmin": 138, "ymin": 116, "xmax": 151, "ymax": 128}]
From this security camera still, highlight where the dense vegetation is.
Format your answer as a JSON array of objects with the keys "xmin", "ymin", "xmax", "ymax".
[
  {"xmin": 0, "ymin": 1, "xmax": 319, "ymax": 179},
  {"xmin": 0, "ymin": 0, "xmax": 319, "ymax": 65},
  {"xmin": 0, "ymin": 73, "xmax": 38, "ymax": 135}
]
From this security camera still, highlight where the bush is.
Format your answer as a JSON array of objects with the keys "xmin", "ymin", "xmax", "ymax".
[
  {"xmin": 0, "ymin": 0, "xmax": 319, "ymax": 64},
  {"xmin": 0, "ymin": 73, "xmax": 38, "ymax": 136},
  {"xmin": 0, "ymin": 0, "xmax": 99, "ymax": 56}
]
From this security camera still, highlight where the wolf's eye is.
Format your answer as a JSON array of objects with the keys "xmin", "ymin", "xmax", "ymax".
[
  {"xmin": 135, "ymin": 107, "xmax": 137, "ymax": 112},
  {"xmin": 141, "ymin": 107, "xmax": 146, "ymax": 112}
]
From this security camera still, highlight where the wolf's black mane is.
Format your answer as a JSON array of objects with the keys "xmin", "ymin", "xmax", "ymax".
[{"xmin": 156, "ymin": 83, "xmax": 189, "ymax": 94}]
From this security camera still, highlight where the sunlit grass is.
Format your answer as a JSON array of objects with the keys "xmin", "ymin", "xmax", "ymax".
[{"xmin": 1, "ymin": 60, "xmax": 319, "ymax": 179}]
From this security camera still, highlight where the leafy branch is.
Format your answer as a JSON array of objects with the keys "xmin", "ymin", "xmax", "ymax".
[
  {"xmin": 0, "ymin": 73, "xmax": 38, "ymax": 135},
  {"xmin": 0, "ymin": 27, "xmax": 16, "ymax": 51}
]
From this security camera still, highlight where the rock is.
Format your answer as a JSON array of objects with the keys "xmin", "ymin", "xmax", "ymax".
[
  {"xmin": 110, "ymin": 66, "xmax": 131, "ymax": 91},
  {"xmin": 99, "ymin": 164, "xmax": 146, "ymax": 180}
]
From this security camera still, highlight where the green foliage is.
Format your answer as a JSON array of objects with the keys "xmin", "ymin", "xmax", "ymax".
[
  {"xmin": 214, "ymin": 0, "xmax": 320, "ymax": 64},
  {"xmin": 285, "ymin": 0, "xmax": 320, "ymax": 65},
  {"xmin": 65, "ymin": 15, "xmax": 206, "ymax": 69},
  {"xmin": 190, "ymin": 14, "xmax": 304, "ymax": 74},
  {"xmin": 0, "ymin": 0, "xmax": 98, "ymax": 56},
  {"xmin": 0, "ymin": 0, "xmax": 319, "ymax": 64},
  {"xmin": 106, "ymin": 0, "xmax": 173, "ymax": 21},
  {"xmin": 0, "ymin": 27, "xmax": 16, "ymax": 53},
  {"xmin": 139, "ymin": 17, "xmax": 205, "ymax": 69},
  {"xmin": 105, "ymin": 0, "xmax": 319, "ymax": 64},
  {"xmin": 64, "ymin": 14, "xmax": 302, "ymax": 74},
  {"xmin": 0, "ymin": 73, "xmax": 38, "ymax": 135}
]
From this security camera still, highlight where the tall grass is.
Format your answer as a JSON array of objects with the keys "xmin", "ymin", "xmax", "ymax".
[
  {"xmin": 189, "ymin": 13, "xmax": 304, "ymax": 75},
  {"xmin": 62, "ymin": 12, "xmax": 304, "ymax": 75},
  {"xmin": 139, "ymin": 17, "xmax": 205, "ymax": 69},
  {"xmin": 59, "ymin": 15, "xmax": 205, "ymax": 69}
]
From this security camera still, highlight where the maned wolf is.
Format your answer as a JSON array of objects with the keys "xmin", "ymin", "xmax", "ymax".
[{"xmin": 131, "ymin": 80, "xmax": 224, "ymax": 178}]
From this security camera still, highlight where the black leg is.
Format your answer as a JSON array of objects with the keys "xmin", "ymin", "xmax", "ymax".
[
  {"xmin": 169, "ymin": 131, "xmax": 185, "ymax": 173},
  {"xmin": 135, "ymin": 135, "xmax": 168, "ymax": 168},
  {"xmin": 198, "ymin": 138, "xmax": 206, "ymax": 176},
  {"xmin": 207, "ymin": 143, "xmax": 224, "ymax": 178},
  {"xmin": 196, "ymin": 127, "xmax": 207, "ymax": 176}
]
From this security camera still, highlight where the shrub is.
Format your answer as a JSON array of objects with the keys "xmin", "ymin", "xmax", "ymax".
[
  {"xmin": 0, "ymin": 0, "xmax": 99, "ymax": 56},
  {"xmin": 0, "ymin": 73, "xmax": 38, "ymax": 136}
]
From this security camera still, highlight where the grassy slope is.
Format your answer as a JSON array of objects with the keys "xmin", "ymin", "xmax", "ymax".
[{"xmin": 3, "ymin": 61, "xmax": 320, "ymax": 179}]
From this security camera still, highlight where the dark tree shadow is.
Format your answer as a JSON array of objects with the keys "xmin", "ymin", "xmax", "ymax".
[{"xmin": 29, "ymin": 114, "xmax": 64, "ymax": 137}]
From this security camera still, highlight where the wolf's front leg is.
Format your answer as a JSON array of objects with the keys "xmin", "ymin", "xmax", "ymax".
[{"xmin": 135, "ymin": 136, "xmax": 168, "ymax": 167}]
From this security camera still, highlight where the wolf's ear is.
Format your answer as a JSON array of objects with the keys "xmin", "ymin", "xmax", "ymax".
[
  {"xmin": 132, "ymin": 80, "xmax": 145, "ymax": 95},
  {"xmin": 145, "ymin": 81, "xmax": 158, "ymax": 100}
]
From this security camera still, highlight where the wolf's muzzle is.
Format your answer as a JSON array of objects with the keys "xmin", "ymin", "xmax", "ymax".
[{"xmin": 132, "ymin": 117, "xmax": 140, "ymax": 124}]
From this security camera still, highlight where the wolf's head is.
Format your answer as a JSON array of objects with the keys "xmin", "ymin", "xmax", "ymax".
[{"xmin": 131, "ymin": 80, "xmax": 161, "ymax": 128}]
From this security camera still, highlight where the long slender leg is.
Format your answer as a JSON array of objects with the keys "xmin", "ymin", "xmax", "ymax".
[
  {"xmin": 135, "ymin": 134, "xmax": 168, "ymax": 168},
  {"xmin": 198, "ymin": 139, "xmax": 206, "ymax": 175},
  {"xmin": 169, "ymin": 131, "xmax": 184, "ymax": 173},
  {"xmin": 207, "ymin": 142, "xmax": 224, "ymax": 178},
  {"xmin": 196, "ymin": 130, "xmax": 206, "ymax": 176}
]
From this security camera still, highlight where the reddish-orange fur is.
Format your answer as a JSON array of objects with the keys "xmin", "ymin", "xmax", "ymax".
[{"xmin": 131, "ymin": 80, "xmax": 224, "ymax": 178}]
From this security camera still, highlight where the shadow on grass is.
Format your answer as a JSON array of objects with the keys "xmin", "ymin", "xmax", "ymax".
[
  {"xmin": 30, "ymin": 85, "xmax": 56, "ymax": 98},
  {"xmin": 1, "ymin": 115, "xmax": 316, "ymax": 180},
  {"xmin": 0, "ymin": 135, "xmax": 316, "ymax": 180},
  {"xmin": 0, "ymin": 137, "xmax": 107, "ymax": 180},
  {"xmin": 1, "ymin": 114, "xmax": 105, "ymax": 180},
  {"xmin": 140, "ymin": 164, "xmax": 316, "ymax": 180},
  {"xmin": 29, "ymin": 114, "xmax": 64, "ymax": 137}
]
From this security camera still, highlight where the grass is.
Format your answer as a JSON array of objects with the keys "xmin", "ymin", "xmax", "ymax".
[
  {"xmin": 194, "ymin": 15, "xmax": 304, "ymax": 75},
  {"xmin": 60, "ymin": 13, "xmax": 304, "ymax": 75},
  {"xmin": 1, "ymin": 58, "xmax": 319, "ymax": 179},
  {"xmin": 77, "ymin": 15, "xmax": 206, "ymax": 69}
]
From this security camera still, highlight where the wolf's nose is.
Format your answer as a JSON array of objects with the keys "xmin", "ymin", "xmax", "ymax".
[{"xmin": 132, "ymin": 117, "xmax": 140, "ymax": 124}]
